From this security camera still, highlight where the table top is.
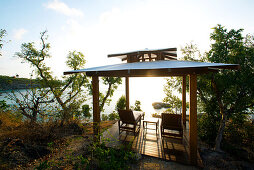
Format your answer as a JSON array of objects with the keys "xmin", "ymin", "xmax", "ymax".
[{"xmin": 143, "ymin": 117, "xmax": 159, "ymax": 123}]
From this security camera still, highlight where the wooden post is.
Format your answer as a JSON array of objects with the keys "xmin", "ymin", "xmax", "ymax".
[
  {"xmin": 126, "ymin": 77, "xmax": 130, "ymax": 110},
  {"xmin": 189, "ymin": 74, "xmax": 197, "ymax": 165},
  {"xmin": 92, "ymin": 76, "xmax": 100, "ymax": 137},
  {"xmin": 182, "ymin": 76, "xmax": 186, "ymax": 126}
]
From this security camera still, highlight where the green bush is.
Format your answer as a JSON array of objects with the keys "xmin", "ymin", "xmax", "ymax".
[
  {"xmin": 116, "ymin": 95, "xmax": 126, "ymax": 111},
  {"xmin": 134, "ymin": 100, "xmax": 142, "ymax": 111},
  {"xmin": 101, "ymin": 114, "xmax": 108, "ymax": 121},
  {"xmin": 197, "ymin": 113, "xmax": 220, "ymax": 147},
  {"xmin": 224, "ymin": 119, "xmax": 254, "ymax": 152},
  {"xmin": 0, "ymin": 100, "xmax": 9, "ymax": 110},
  {"xmin": 85, "ymin": 136, "xmax": 137, "ymax": 170},
  {"xmin": 82, "ymin": 104, "xmax": 91, "ymax": 119},
  {"xmin": 108, "ymin": 111, "xmax": 119, "ymax": 120}
]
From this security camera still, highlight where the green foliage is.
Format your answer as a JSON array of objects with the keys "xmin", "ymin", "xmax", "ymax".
[
  {"xmin": 0, "ymin": 75, "xmax": 47, "ymax": 91},
  {"xmin": 66, "ymin": 51, "xmax": 85, "ymax": 70},
  {"xmin": 99, "ymin": 77, "xmax": 122, "ymax": 112},
  {"xmin": 198, "ymin": 113, "xmax": 220, "ymax": 146},
  {"xmin": 133, "ymin": 100, "xmax": 142, "ymax": 111},
  {"xmin": 36, "ymin": 160, "xmax": 50, "ymax": 170},
  {"xmin": 164, "ymin": 108, "xmax": 175, "ymax": 114},
  {"xmin": 0, "ymin": 29, "xmax": 7, "ymax": 56},
  {"xmin": 163, "ymin": 79, "xmax": 182, "ymax": 110},
  {"xmin": 0, "ymin": 100, "xmax": 9, "ymax": 110},
  {"xmin": 223, "ymin": 118, "xmax": 254, "ymax": 151},
  {"xmin": 163, "ymin": 25, "xmax": 254, "ymax": 150},
  {"xmin": 101, "ymin": 114, "xmax": 108, "ymax": 121},
  {"xmin": 15, "ymin": 30, "xmax": 89, "ymax": 123},
  {"xmin": 85, "ymin": 136, "xmax": 137, "ymax": 170},
  {"xmin": 180, "ymin": 25, "xmax": 254, "ymax": 150},
  {"xmin": 151, "ymin": 113, "xmax": 161, "ymax": 118},
  {"xmin": 81, "ymin": 104, "xmax": 91, "ymax": 119},
  {"xmin": 108, "ymin": 111, "xmax": 119, "ymax": 120},
  {"xmin": 116, "ymin": 95, "xmax": 126, "ymax": 110}
]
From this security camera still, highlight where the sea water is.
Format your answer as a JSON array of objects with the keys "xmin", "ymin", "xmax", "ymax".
[{"xmin": 0, "ymin": 77, "xmax": 169, "ymax": 118}]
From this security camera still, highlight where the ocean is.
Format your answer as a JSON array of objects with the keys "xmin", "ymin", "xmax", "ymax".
[{"xmin": 0, "ymin": 77, "xmax": 169, "ymax": 118}]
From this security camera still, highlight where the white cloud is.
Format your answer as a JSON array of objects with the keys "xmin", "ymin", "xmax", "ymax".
[
  {"xmin": 46, "ymin": 0, "xmax": 83, "ymax": 17},
  {"xmin": 13, "ymin": 28, "xmax": 27, "ymax": 40}
]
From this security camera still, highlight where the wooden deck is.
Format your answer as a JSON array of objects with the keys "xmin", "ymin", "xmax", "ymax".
[{"xmin": 102, "ymin": 119, "xmax": 203, "ymax": 167}]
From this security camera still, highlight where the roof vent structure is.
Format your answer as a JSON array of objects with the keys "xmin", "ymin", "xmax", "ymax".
[{"xmin": 108, "ymin": 48, "xmax": 177, "ymax": 63}]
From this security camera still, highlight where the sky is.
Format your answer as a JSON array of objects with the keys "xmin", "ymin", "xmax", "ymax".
[{"xmin": 1, "ymin": 0, "xmax": 254, "ymax": 113}]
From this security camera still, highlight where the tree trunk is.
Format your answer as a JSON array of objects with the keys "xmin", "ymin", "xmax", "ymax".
[
  {"xmin": 100, "ymin": 83, "xmax": 112, "ymax": 112},
  {"xmin": 212, "ymin": 77, "xmax": 227, "ymax": 152},
  {"xmin": 215, "ymin": 109, "xmax": 227, "ymax": 151}
]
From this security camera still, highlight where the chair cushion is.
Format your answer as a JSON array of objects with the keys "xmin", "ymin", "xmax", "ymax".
[{"xmin": 133, "ymin": 111, "xmax": 143, "ymax": 121}]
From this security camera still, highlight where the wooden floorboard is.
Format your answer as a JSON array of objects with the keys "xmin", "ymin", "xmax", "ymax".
[{"xmin": 102, "ymin": 120, "xmax": 203, "ymax": 167}]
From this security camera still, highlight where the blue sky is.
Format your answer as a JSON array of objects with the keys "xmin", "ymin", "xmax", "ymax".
[
  {"xmin": 1, "ymin": 0, "xmax": 254, "ymax": 113},
  {"xmin": 1, "ymin": 0, "xmax": 254, "ymax": 78}
]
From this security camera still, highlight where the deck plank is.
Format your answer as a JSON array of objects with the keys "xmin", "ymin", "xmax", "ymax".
[{"xmin": 102, "ymin": 120, "xmax": 202, "ymax": 167}]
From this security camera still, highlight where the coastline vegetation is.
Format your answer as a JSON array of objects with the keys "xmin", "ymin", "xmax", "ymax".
[{"xmin": 0, "ymin": 75, "xmax": 62, "ymax": 92}]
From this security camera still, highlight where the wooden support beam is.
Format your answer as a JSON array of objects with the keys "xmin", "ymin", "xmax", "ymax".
[
  {"xmin": 125, "ymin": 77, "xmax": 130, "ymax": 110},
  {"xmin": 127, "ymin": 54, "xmax": 131, "ymax": 63},
  {"xmin": 189, "ymin": 74, "xmax": 197, "ymax": 165},
  {"xmin": 182, "ymin": 76, "xmax": 186, "ymax": 126},
  {"xmin": 92, "ymin": 76, "xmax": 100, "ymax": 137}
]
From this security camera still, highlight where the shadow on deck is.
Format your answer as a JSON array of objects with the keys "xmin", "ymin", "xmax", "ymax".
[{"xmin": 102, "ymin": 119, "xmax": 203, "ymax": 167}]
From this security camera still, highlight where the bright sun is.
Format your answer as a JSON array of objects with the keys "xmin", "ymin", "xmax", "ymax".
[{"xmin": 129, "ymin": 77, "xmax": 166, "ymax": 115}]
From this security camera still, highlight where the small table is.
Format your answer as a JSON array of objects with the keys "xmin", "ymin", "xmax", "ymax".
[{"xmin": 143, "ymin": 118, "xmax": 159, "ymax": 136}]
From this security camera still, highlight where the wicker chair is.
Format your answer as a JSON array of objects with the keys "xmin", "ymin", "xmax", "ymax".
[
  {"xmin": 161, "ymin": 113, "xmax": 183, "ymax": 139},
  {"xmin": 118, "ymin": 110, "xmax": 144, "ymax": 136}
]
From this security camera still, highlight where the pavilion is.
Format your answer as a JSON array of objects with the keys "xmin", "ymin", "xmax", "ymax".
[{"xmin": 64, "ymin": 48, "xmax": 239, "ymax": 165}]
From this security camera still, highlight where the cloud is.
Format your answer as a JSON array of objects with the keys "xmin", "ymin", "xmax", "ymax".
[
  {"xmin": 13, "ymin": 28, "xmax": 27, "ymax": 40},
  {"xmin": 46, "ymin": 0, "xmax": 83, "ymax": 17}
]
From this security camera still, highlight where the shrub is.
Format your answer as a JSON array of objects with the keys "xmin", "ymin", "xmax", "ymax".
[
  {"xmin": 101, "ymin": 114, "xmax": 108, "ymax": 121},
  {"xmin": 151, "ymin": 113, "xmax": 161, "ymax": 118},
  {"xmin": 224, "ymin": 119, "xmax": 254, "ymax": 152},
  {"xmin": 108, "ymin": 111, "xmax": 119, "ymax": 120},
  {"xmin": 84, "ymin": 135, "xmax": 137, "ymax": 170},
  {"xmin": 82, "ymin": 104, "xmax": 91, "ymax": 119},
  {"xmin": 134, "ymin": 100, "xmax": 142, "ymax": 111},
  {"xmin": 164, "ymin": 108, "xmax": 174, "ymax": 114},
  {"xmin": 197, "ymin": 113, "xmax": 220, "ymax": 147},
  {"xmin": 116, "ymin": 95, "xmax": 126, "ymax": 111}
]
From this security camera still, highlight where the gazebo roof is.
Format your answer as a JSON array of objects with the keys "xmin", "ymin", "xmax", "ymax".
[{"xmin": 64, "ymin": 60, "xmax": 239, "ymax": 77}]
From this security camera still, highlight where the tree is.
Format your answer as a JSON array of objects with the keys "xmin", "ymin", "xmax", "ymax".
[
  {"xmin": 177, "ymin": 25, "xmax": 254, "ymax": 151},
  {"xmin": 115, "ymin": 95, "xmax": 126, "ymax": 111},
  {"xmin": 133, "ymin": 100, "xmax": 142, "ymax": 111},
  {"xmin": 163, "ymin": 78, "xmax": 183, "ymax": 113},
  {"xmin": 7, "ymin": 86, "xmax": 54, "ymax": 123},
  {"xmin": 0, "ymin": 29, "xmax": 7, "ymax": 56},
  {"xmin": 81, "ymin": 104, "xmax": 91, "ymax": 119},
  {"xmin": 205, "ymin": 25, "xmax": 254, "ymax": 151},
  {"xmin": 15, "ymin": 31, "xmax": 89, "ymax": 124},
  {"xmin": 99, "ymin": 77, "xmax": 122, "ymax": 112}
]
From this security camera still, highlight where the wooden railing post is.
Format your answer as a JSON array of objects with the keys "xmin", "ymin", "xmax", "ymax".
[
  {"xmin": 92, "ymin": 76, "xmax": 100, "ymax": 139},
  {"xmin": 182, "ymin": 76, "xmax": 186, "ymax": 126},
  {"xmin": 189, "ymin": 74, "xmax": 197, "ymax": 165},
  {"xmin": 126, "ymin": 77, "xmax": 130, "ymax": 110}
]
